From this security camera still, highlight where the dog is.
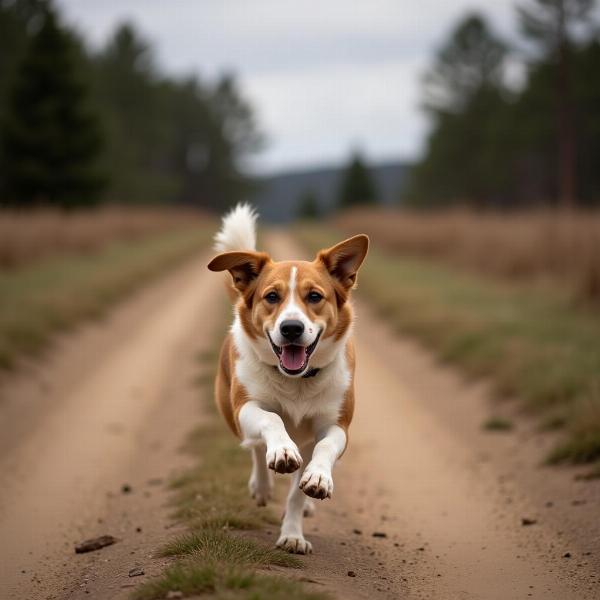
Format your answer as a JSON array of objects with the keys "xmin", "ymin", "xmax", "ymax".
[{"xmin": 208, "ymin": 204, "xmax": 368, "ymax": 554}]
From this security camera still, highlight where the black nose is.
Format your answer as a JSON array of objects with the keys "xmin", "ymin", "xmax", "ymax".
[{"xmin": 280, "ymin": 319, "xmax": 304, "ymax": 342}]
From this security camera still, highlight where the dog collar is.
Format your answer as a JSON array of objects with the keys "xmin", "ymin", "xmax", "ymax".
[{"xmin": 302, "ymin": 367, "xmax": 320, "ymax": 378}]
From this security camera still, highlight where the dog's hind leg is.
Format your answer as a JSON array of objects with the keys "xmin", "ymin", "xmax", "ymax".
[
  {"xmin": 276, "ymin": 444, "xmax": 314, "ymax": 554},
  {"xmin": 303, "ymin": 498, "xmax": 316, "ymax": 517},
  {"xmin": 248, "ymin": 444, "xmax": 272, "ymax": 507}
]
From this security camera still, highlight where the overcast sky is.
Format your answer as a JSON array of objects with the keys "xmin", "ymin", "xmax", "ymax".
[{"xmin": 57, "ymin": 0, "xmax": 520, "ymax": 174}]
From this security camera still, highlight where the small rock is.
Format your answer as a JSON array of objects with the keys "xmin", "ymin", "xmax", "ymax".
[
  {"xmin": 129, "ymin": 567, "xmax": 144, "ymax": 578},
  {"xmin": 521, "ymin": 518, "xmax": 537, "ymax": 526},
  {"xmin": 75, "ymin": 535, "xmax": 118, "ymax": 554},
  {"xmin": 347, "ymin": 571, "xmax": 356, "ymax": 577},
  {"xmin": 563, "ymin": 552, "xmax": 572, "ymax": 558},
  {"xmin": 121, "ymin": 484, "xmax": 132, "ymax": 494},
  {"xmin": 135, "ymin": 527, "xmax": 142, "ymax": 533},
  {"xmin": 352, "ymin": 529, "xmax": 362, "ymax": 535},
  {"xmin": 166, "ymin": 592, "xmax": 184, "ymax": 599},
  {"xmin": 372, "ymin": 532, "xmax": 387, "ymax": 538},
  {"xmin": 417, "ymin": 547, "xmax": 425, "ymax": 551}
]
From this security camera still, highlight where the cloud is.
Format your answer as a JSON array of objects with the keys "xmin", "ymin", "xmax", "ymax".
[{"xmin": 56, "ymin": 0, "xmax": 520, "ymax": 172}]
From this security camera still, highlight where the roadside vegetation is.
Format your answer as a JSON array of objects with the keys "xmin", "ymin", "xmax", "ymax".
[
  {"xmin": 296, "ymin": 225, "xmax": 600, "ymax": 467},
  {"xmin": 0, "ymin": 217, "xmax": 211, "ymax": 370},
  {"xmin": 0, "ymin": 207, "xmax": 211, "ymax": 268},
  {"xmin": 133, "ymin": 338, "xmax": 328, "ymax": 600},
  {"xmin": 335, "ymin": 209, "xmax": 600, "ymax": 304}
]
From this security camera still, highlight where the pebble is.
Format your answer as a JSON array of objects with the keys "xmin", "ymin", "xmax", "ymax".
[
  {"xmin": 372, "ymin": 532, "xmax": 387, "ymax": 538},
  {"xmin": 128, "ymin": 567, "xmax": 144, "ymax": 578},
  {"xmin": 521, "ymin": 518, "xmax": 537, "ymax": 526},
  {"xmin": 75, "ymin": 535, "xmax": 118, "ymax": 554},
  {"xmin": 347, "ymin": 571, "xmax": 356, "ymax": 577}
]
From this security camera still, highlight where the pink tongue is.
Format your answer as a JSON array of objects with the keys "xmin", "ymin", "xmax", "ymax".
[{"xmin": 280, "ymin": 345, "xmax": 306, "ymax": 371}]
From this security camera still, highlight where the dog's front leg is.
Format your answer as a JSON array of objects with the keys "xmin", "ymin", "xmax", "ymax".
[
  {"xmin": 238, "ymin": 401, "xmax": 302, "ymax": 474},
  {"xmin": 299, "ymin": 424, "xmax": 346, "ymax": 500},
  {"xmin": 277, "ymin": 443, "xmax": 314, "ymax": 554}
]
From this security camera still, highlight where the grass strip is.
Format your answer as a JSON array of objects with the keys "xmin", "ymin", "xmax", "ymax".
[
  {"xmin": 0, "ymin": 228, "xmax": 209, "ymax": 370},
  {"xmin": 132, "ymin": 319, "xmax": 329, "ymax": 600},
  {"xmin": 296, "ymin": 226, "xmax": 600, "ymax": 466}
]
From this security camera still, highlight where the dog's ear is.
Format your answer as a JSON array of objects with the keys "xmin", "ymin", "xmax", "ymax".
[
  {"xmin": 207, "ymin": 251, "xmax": 270, "ymax": 295},
  {"xmin": 317, "ymin": 235, "xmax": 369, "ymax": 290}
]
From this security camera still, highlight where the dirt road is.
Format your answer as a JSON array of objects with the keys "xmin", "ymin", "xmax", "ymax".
[
  {"xmin": 0, "ymin": 252, "xmax": 224, "ymax": 599},
  {"xmin": 0, "ymin": 234, "xmax": 598, "ymax": 599}
]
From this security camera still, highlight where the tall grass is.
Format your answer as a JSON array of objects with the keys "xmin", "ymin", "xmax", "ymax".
[
  {"xmin": 335, "ymin": 209, "xmax": 600, "ymax": 303},
  {"xmin": 0, "ymin": 229, "xmax": 210, "ymax": 370},
  {"xmin": 0, "ymin": 207, "xmax": 213, "ymax": 268}
]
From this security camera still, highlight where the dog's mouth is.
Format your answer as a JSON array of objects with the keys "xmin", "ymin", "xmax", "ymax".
[{"xmin": 267, "ymin": 330, "xmax": 322, "ymax": 376}]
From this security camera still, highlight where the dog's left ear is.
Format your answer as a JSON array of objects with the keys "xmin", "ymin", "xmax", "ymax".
[
  {"xmin": 317, "ymin": 234, "xmax": 369, "ymax": 290},
  {"xmin": 207, "ymin": 251, "xmax": 270, "ymax": 295}
]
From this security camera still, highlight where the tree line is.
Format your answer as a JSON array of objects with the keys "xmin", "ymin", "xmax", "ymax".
[
  {"xmin": 409, "ymin": 0, "xmax": 600, "ymax": 208},
  {"xmin": 0, "ymin": 0, "xmax": 262, "ymax": 209}
]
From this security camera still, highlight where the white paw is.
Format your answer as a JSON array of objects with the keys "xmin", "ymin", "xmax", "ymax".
[
  {"xmin": 266, "ymin": 443, "xmax": 302, "ymax": 474},
  {"xmin": 299, "ymin": 465, "xmax": 333, "ymax": 500},
  {"xmin": 303, "ymin": 498, "xmax": 316, "ymax": 517},
  {"xmin": 248, "ymin": 475, "xmax": 272, "ymax": 507},
  {"xmin": 276, "ymin": 534, "xmax": 312, "ymax": 554}
]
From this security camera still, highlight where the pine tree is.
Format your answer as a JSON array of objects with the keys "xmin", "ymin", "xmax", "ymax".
[
  {"xmin": 518, "ymin": 0, "xmax": 595, "ymax": 208},
  {"xmin": 297, "ymin": 189, "xmax": 320, "ymax": 219},
  {"xmin": 2, "ymin": 8, "xmax": 104, "ymax": 207},
  {"xmin": 338, "ymin": 152, "xmax": 379, "ymax": 209}
]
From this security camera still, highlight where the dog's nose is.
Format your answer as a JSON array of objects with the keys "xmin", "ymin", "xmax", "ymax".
[{"xmin": 280, "ymin": 319, "xmax": 304, "ymax": 342}]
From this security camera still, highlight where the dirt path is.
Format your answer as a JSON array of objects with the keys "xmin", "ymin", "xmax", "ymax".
[
  {"xmin": 263, "ymin": 231, "xmax": 600, "ymax": 600},
  {"xmin": 0, "ymin": 251, "xmax": 223, "ymax": 599},
  {"xmin": 1, "ymin": 233, "xmax": 598, "ymax": 600}
]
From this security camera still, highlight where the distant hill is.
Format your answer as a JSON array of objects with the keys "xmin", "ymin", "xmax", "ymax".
[{"xmin": 250, "ymin": 160, "xmax": 411, "ymax": 223}]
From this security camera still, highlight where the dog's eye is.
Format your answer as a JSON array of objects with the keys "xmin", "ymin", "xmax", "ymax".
[
  {"xmin": 265, "ymin": 291, "xmax": 280, "ymax": 304},
  {"xmin": 307, "ymin": 291, "xmax": 323, "ymax": 304}
]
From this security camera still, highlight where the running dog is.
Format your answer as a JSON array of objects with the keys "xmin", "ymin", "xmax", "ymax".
[{"xmin": 208, "ymin": 204, "xmax": 368, "ymax": 554}]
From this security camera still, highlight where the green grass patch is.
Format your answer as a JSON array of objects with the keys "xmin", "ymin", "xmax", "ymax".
[
  {"xmin": 133, "ymin": 317, "xmax": 328, "ymax": 600},
  {"xmin": 482, "ymin": 417, "xmax": 514, "ymax": 431},
  {"xmin": 297, "ymin": 226, "xmax": 600, "ymax": 466},
  {"xmin": 160, "ymin": 529, "xmax": 300, "ymax": 568},
  {"xmin": 133, "ymin": 562, "xmax": 325, "ymax": 600},
  {"xmin": 0, "ymin": 229, "xmax": 210, "ymax": 370}
]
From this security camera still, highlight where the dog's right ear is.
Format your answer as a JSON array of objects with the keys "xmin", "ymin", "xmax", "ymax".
[{"xmin": 207, "ymin": 251, "xmax": 270, "ymax": 295}]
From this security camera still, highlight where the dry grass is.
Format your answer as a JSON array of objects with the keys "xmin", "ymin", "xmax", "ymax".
[
  {"xmin": 335, "ymin": 209, "xmax": 600, "ymax": 304},
  {"xmin": 0, "ymin": 207, "xmax": 213, "ymax": 268},
  {"xmin": 0, "ymin": 228, "xmax": 210, "ymax": 370},
  {"xmin": 296, "ymin": 226, "xmax": 600, "ymax": 466}
]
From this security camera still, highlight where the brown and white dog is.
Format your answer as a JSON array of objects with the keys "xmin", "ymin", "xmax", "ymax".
[{"xmin": 208, "ymin": 204, "xmax": 368, "ymax": 554}]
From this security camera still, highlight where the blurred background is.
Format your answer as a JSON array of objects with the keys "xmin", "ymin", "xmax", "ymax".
[{"xmin": 1, "ymin": 0, "xmax": 600, "ymax": 464}]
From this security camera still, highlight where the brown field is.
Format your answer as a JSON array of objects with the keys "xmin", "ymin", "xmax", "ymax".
[
  {"xmin": 335, "ymin": 209, "xmax": 600, "ymax": 303},
  {"xmin": 0, "ymin": 206, "xmax": 213, "ymax": 268}
]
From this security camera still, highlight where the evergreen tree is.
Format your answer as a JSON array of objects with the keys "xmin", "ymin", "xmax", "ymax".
[
  {"xmin": 2, "ymin": 7, "xmax": 104, "ymax": 206},
  {"xmin": 338, "ymin": 151, "xmax": 379, "ymax": 208},
  {"xmin": 518, "ymin": 0, "xmax": 596, "ymax": 207},
  {"xmin": 297, "ymin": 189, "xmax": 320, "ymax": 219},
  {"xmin": 409, "ymin": 14, "xmax": 510, "ymax": 206}
]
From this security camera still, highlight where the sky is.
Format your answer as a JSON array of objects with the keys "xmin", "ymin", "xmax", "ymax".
[{"xmin": 57, "ymin": 0, "xmax": 519, "ymax": 174}]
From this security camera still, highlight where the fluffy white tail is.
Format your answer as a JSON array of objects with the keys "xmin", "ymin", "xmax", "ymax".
[{"xmin": 213, "ymin": 203, "xmax": 258, "ymax": 252}]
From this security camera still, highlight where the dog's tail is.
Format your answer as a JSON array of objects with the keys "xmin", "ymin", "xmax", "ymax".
[{"xmin": 213, "ymin": 203, "xmax": 258, "ymax": 252}]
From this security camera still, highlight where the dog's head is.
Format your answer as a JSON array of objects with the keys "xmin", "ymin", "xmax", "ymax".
[{"xmin": 208, "ymin": 235, "xmax": 369, "ymax": 377}]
